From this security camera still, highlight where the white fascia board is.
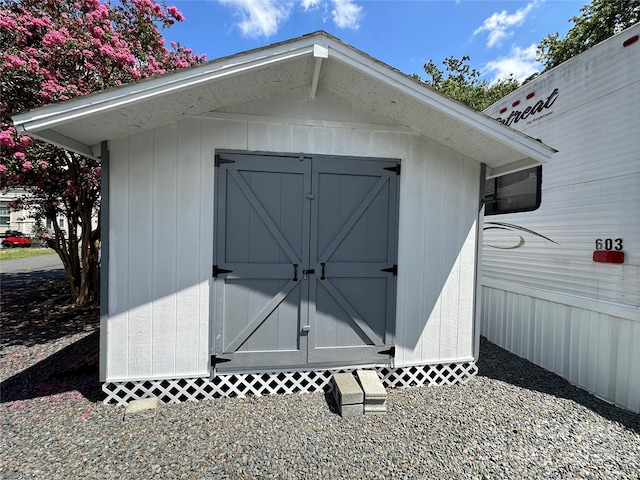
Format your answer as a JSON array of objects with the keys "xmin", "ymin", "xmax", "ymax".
[
  {"xmin": 12, "ymin": 40, "xmax": 319, "ymax": 135},
  {"xmin": 326, "ymin": 39, "xmax": 556, "ymax": 164},
  {"xmin": 31, "ymin": 129, "xmax": 98, "ymax": 160}
]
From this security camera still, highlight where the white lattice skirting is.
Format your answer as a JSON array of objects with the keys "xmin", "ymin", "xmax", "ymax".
[{"xmin": 102, "ymin": 362, "xmax": 478, "ymax": 406}]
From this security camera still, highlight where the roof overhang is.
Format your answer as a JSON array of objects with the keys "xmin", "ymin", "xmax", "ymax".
[{"xmin": 12, "ymin": 31, "xmax": 555, "ymax": 176}]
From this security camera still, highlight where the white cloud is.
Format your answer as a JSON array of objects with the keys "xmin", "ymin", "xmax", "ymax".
[
  {"xmin": 218, "ymin": 0, "xmax": 294, "ymax": 38},
  {"xmin": 474, "ymin": 0, "xmax": 541, "ymax": 48},
  {"xmin": 331, "ymin": 0, "xmax": 363, "ymax": 30},
  {"xmin": 483, "ymin": 44, "xmax": 541, "ymax": 83},
  {"xmin": 301, "ymin": 0, "xmax": 322, "ymax": 11},
  {"xmin": 218, "ymin": 0, "xmax": 362, "ymax": 38}
]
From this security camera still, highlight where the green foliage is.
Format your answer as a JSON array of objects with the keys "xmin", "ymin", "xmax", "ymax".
[
  {"xmin": 419, "ymin": 56, "xmax": 520, "ymax": 111},
  {"xmin": 537, "ymin": 0, "xmax": 640, "ymax": 71},
  {"xmin": 30, "ymin": 218, "xmax": 52, "ymax": 247}
]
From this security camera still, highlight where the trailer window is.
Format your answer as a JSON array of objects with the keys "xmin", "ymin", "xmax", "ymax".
[{"xmin": 484, "ymin": 166, "xmax": 541, "ymax": 215}]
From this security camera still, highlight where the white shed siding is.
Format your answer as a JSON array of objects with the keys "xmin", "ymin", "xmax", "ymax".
[
  {"xmin": 107, "ymin": 122, "xmax": 213, "ymax": 381},
  {"xmin": 396, "ymin": 138, "xmax": 479, "ymax": 366},
  {"xmin": 104, "ymin": 85, "xmax": 481, "ymax": 380},
  {"xmin": 151, "ymin": 123, "xmax": 178, "ymax": 375}
]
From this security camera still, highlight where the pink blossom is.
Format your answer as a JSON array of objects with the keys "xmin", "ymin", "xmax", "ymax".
[
  {"xmin": 29, "ymin": 17, "xmax": 51, "ymax": 28},
  {"xmin": 28, "ymin": 58, "xmax": 40, "ymax": 72},
  {"xmin": 166, "ymin": 6, "xmax": 185, "ymax": 21},
  {"xmin": 0, "ymin": 18, "xmax": 18, "ymax": 30},
  {"xmin": 3, "ymin": 53, "xmax": 26, "ymax": 69},
  {"xmin": 43, "ymin": 29, "xmax": 68, "ymax": 47},
  {"xmin": 92, "ymin": 25, "xmax": 104, "ymax": 38},
  {"xmin": 0, "ymin": 130, "xmax": 15, "ymax": 147},
  {"xmin": 115, "ymin": 50, "xmax": 136, "ymax": 65},
  {"xmin": 0, "ymin": 164, "xmax": 7, "ymax": 173},
  {"xmin": 99, "ymin": 44, "xmax": 115, "ymax": 58},
  {"xmin": 40, "ymin": 160, "xmax": 50, "ymax": 170},
  {"xmin": 19, "ymin": 136, "xmax": 32, "ymax": 147}
]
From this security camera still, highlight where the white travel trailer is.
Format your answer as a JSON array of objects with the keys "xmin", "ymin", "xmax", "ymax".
[{"xmin": 481, "ymin": 24, "xmax": 640, "ymax": 413}]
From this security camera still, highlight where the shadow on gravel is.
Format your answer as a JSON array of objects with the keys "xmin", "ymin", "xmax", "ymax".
[
  {"xmin": 1, "ymin": 266, "xmax": 103, "ymax": 403},
  {"xmin": 1, "ymin": 330, "xmax": 103, "ymax": 403},
  {"xmin": 477, "ymin": 336, "xmax": 640, "ymax": 435},
  {"xmin": 1, "ymin": 269, "xmax": 98, "ymax": 348}
]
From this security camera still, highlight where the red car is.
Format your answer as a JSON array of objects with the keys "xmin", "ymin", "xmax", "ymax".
[{"xmin": 1, "ymin": 230, "xmax": 31, "ymax": 248}]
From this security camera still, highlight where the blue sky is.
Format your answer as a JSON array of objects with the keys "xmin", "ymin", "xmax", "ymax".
[{"xmin": 165, "ymin": 0, "xmax": 585, "ymax": 83}]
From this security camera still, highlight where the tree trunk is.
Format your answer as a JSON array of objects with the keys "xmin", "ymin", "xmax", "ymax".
[
  {"xmin": 48, "ymin": 208, "xmax": 100, "ymax": 306},
  {"xmin": 77, "ymin": 205, "xmax": 100, "ymax": 306}
]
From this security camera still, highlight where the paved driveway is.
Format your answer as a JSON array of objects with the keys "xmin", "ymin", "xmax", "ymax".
[{"xmin": 0, "ymin": 253, "xmax": 65, "ymax": 286}]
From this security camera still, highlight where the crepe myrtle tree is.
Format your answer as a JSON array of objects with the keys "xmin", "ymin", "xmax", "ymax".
[{"xmin": 0, "ymin": 0, "xmax": 205, "ymax": 305}]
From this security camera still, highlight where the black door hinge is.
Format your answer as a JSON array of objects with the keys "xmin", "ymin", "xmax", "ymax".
[
  {"xmin": 384, "ymin": 164, "xmax": 400, "ymax": 175},
  {"xmin": 215, "ymin": 154, "xmax": 235, "ymax": 167},
  {"xmin": 381, "ymin": 265, "xmax": 398, "ymax": 276},
  {"xmin": 212, "ymin": 265, "xmax": 233, "ymax": 277},
  {"xmin": 211, "ymin": 355, "xmax": 231, "ymax": 367},
  {"xmin": 379, "ymin": 346, "xmax": 395, "ymax": 357}
]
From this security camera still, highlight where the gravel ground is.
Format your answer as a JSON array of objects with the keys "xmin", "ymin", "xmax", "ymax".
[{"xmin": 2, "ymin": 267, "xmax": 639, "ymax": 479}]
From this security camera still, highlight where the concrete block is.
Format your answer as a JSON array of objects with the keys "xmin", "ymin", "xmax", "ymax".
[
  {"xmin": 124, "ymin": 397, "xmax": 159, "ymax": 420},
  {"xmin": 356, "ymin": 370, "xmax": 387, "ymax": 414},
  {"xmin": 332, "ymin": 373, "xmax": 364, "ymax": 417},
  {"xmin": 363, "ymin": 403, "xmax": 387, "ymax": 415},
  {"xmin": 125, "ymin": 397, "xmax": 159, "ymax": 414},
  {"xmin": 339, "ymin": 402, "xmax": 364, "ymax": 418},
  {"xmin": 332, "ymin": 373, "xmax": 364, "ymax": 405}
]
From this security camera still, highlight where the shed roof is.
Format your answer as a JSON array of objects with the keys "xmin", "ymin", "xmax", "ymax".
[{"xmin": 12, "ymin": 31, "xmax": 554, "ymax": 177}]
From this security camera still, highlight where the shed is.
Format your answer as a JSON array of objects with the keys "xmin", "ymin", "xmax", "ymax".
[{"xmin": 12, "ymin": 31, "xmax": 555, "ymax": 404}]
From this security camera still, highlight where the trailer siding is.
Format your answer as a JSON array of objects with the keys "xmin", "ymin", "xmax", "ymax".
[{"xmin": 481, "ymin": 25, "xmax": 640, "ymax": 413}]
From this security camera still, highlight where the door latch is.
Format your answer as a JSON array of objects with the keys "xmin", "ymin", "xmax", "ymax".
[{"xmin": 303, "ymin": 269, "xmax": 315, "ymax": 280}]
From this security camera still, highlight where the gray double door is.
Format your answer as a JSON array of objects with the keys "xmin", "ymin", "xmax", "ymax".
[{"xmin": 213, "ymin": 152, "xmax": 398, "ymax": 371}]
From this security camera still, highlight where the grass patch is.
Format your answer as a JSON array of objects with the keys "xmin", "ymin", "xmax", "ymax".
[{"xmin": 0, "ymin": 248, "xmax": 56, "ymax": 261}]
